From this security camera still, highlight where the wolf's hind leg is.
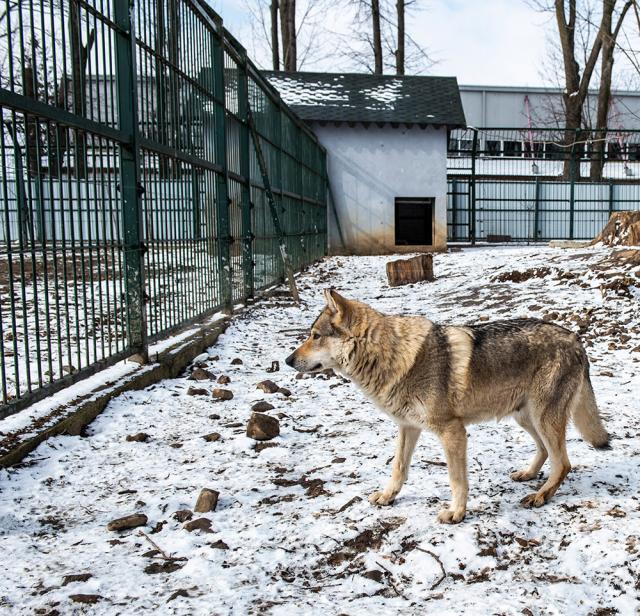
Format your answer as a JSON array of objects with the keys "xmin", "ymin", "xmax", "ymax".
[
  {"xmin": 521, "ymin": 411, "xmax": 571, "ymax": 508},
  {"xmin": 369, "ymin": 426, "xmax": 421, "ymax": 506},
  {"xmin": 511, "ymin": 410, "xmax": 548, "ymax": 482},
  {"xmin": 436, "ymin": 420, "xmax": 468, "ymax": 524}
]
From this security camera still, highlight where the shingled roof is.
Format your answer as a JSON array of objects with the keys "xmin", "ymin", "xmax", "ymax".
[{"xmin": 264, "ymin": 71, "xmax": 466, "ymax": 127}]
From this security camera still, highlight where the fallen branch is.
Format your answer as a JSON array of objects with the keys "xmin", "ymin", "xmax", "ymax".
[
  {"xmin": 415, "ymin": 547, "xmax": 446, "ymax": 590},
  {"xmin": 138, "ymin": 531, "xmax": 187, "ymax": 562},
  {"xmin": 375, "ymin": 560, "xmax": 407, "ymax": 599}
]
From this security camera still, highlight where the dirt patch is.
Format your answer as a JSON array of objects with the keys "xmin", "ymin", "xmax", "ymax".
[{"xmin": 491, "ymin": 267, "xmax": 551, "ymax": 283}]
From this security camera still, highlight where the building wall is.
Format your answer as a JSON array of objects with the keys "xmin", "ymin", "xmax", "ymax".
[
  {"xmin": 311, "ymin": 124, "xmax": 448, "ymax": 255},
  {"xmin": 460, "ymin": 85, "xmax": 640, "ymax": 129}
]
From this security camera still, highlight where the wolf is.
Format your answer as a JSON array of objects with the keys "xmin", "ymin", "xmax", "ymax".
[{"xmin": 285, "ymin": 289, "xmax": 609, "ymax": 524}]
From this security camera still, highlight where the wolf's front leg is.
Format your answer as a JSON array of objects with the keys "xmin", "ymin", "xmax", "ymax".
[
  {"xmin": 436, "ymin": 420, "xmax": 468, "ymax": 523},
  {"xmin": 369, "ymin": 426, "xmax": 421, "ymax": 506}
]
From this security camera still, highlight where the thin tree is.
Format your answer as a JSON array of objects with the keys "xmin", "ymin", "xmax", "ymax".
[
  {"xmin": 371, "ymin": 0, "xmax": 383, "ymax": 73},
  {"xmin": 590, "ymin": 0, "xmax": 634, "ymax": 179},
  {"xmin": 280, "ymin": 0, "xmax": 297, "ymax": 71},
  {"xmin": 271, "ymin": 0, "xmax": 280, "ymax": 70},
  {"xmin": 396, "ymin": 0, "xmax": 405, "ymax": 74}
]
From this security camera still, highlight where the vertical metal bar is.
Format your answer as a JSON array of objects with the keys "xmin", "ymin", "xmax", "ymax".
[
  {"xmin": 212, "ymin": 18, "xmax": 232, "ymax": 310},
  {"xmin": 534, "ymin": 176, "xmax": 540, "ymax": 241},
  {"xmin": 608, "ymin": 180, "xmax": 614, "ymax": 218},
  {"xmin": 114, "ymin": 0, "xmax": 147, "ymax": 357},
  {"xmin": 237, "ymin": 48, "xmax": 254, "ymax": 299},
  {"xmin": 470, "ymin": 128, "xmax": 478, "ymax": 244},
  {"xmin": 568, "ymin": 128, "xmax": 578, "ymax": 240}
]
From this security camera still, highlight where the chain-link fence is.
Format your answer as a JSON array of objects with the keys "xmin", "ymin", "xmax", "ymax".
[{"xmin": 0, "ymin": 0, "xmax": 328, "ymax": 418}]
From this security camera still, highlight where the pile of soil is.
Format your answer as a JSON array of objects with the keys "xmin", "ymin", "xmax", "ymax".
[{"xmin": 591, "ymin": 211, "xmax": 640, "ymax": 247}]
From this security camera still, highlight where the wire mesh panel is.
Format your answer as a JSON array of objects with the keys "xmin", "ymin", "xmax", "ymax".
[
  {"xmin": 447, "ymin": 127, "xmax": 640, "ymax": 242},
  {"xmin": 0, "ymin": 1, "xmax": 328, "ymax": 418}
]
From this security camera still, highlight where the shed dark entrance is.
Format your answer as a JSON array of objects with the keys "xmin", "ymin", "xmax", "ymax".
[{"xmin": 395, "ymin": 198, "xmax": 434, "ymax": 245}]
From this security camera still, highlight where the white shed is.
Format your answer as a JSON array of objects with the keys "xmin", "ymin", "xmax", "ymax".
[{"xmin": 266, "ymin": 72, "xmax": 466, "ymax": 255}]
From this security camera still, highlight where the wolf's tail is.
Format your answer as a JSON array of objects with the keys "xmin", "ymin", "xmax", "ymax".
[{"xmin": 572, "ymin": 374, "xmax": 610, "ymax": 449}]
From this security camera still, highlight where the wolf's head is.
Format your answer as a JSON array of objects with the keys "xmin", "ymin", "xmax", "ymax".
[{"xmin": 285, "ymin": 289, "xmax": 363, "ymax": 374}]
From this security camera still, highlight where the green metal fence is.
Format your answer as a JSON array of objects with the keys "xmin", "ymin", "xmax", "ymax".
[
  {"xmin": 0, "ymin": 0, "xmax": 328, "ymax": 419},
  {"xmin": 447, "ymin": 127, "xmax": 640, "ymax": 242}
]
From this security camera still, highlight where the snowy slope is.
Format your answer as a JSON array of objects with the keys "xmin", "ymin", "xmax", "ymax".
[{"xmin": 0, "ymin": 246, "xmax": 639, "ymax": 615}]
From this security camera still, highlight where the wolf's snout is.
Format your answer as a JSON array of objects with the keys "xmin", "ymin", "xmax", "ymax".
[{"xmin": 285, "ymin": 352, "xmax": 296, "ymax": 368}]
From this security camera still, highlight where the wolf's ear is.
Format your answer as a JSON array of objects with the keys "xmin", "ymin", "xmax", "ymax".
[{"xmin": 323, "ymin": 288, "xmax": 349, "ymax": 316}]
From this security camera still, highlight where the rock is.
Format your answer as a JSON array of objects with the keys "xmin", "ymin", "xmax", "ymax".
[
  {"xmin": 231, "ymin": 358, "xmax": 243, "ymax": 365},
  {"xmin": 188, "ymin": 367, "xmax": 214, "ymax": 381},
  {"xmin": 386, "ymin": 254, "xmax": 434, "ymax": 287},
  {"xmin": 251, "ymin": 401, "xmax": 275, "ymax": 413},
  {"xmin": 362, "ymin": 569, "xmax": 384, "ymax": 583},
  {"xmin": 194, "ymin": 488, "xmax": 219, "ymax": 513},
  {"xmin": 210, "ymin": 539, "xmax": 229, "ymax": 550},
  {"xmin": 246, "ymin": 412, "xmax": 280, "ymax": 441},
  {"xmin": 167, "ymin": 589, "xmax": 190, "ymax": 602},
  {"xmin": 212, "ymin": 388, "xmax": 233, "ymax": 400},
  {"xmin": 277, "ymin": 387, "xmax": 292, "ymax": 397},
  {"xmin": 173, "ymin": 509, "xmax": 193, "ymax": 523},
  {"xmin": 217, "ymin": 375, "xmax": 231, "ymax": 384},
  {"xmin": 254, "ymin": 442, "xmax": 278, "ymax": 452},
  {"xmin": 203, "ymin": 432, "xmax": 222, "ymax": 442},
  {"xmin": 256, "ymin": 380, "xmax": 279, "ymax": 394},
  {"xmin": 192, "ymin": 352, "xmax": 210, "ymax": 366},
  {"xmin": 107, "ymin": 513, "xmax": 148, "ymax": 532},
  {"xmin": 184, "ymin": 518, "xmax": 213, "ymax": 533},
  {"xmin": 209, "ymin": 413, "xmax": 221, "ymax": 420},
  {"xmin": 266, "ymin": 360, "xmax": 280, "ymax": 373},
  {"xmin": 70, "ymin": 594, "xmax": 102, "ymax": 604},
  {"xmin": 187, "ymin": 387, "xmax": 208, "ymax": 396},
  {"xmin": 62, "ymin": 573, "xmax": 93, "ymax": 586},
  {"xmin": 126, "ymin": 432, "xmax": 150, "ymax": 443},
  {"xmin": 144, "ymin": 561, "xmax": 184, "ymax": 575}
]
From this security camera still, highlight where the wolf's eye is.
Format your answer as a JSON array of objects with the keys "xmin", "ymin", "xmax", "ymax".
[{"xmin": 312, "ymin": 332, "xmax": 321, "ymax": 340}]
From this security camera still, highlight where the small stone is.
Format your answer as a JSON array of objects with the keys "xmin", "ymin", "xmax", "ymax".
[
  {"xmin": 231, "ymin": 358, "xmax": 243, "ymax": 365},
  {"xmin": 173, "ymin": 509, "xmax": 193, "ymax": 523},
  {"xmin": 209, "ymin": 414, "xmax": 221, "ymax": 420},
  {"xmin": 362, "ymin": 570, "xmax": 384, "ymax": 583},
  {"xmin": 246, "ymin": 412, "xmax": 280, "ymax": 441},
  {"xmin": 145, "ymin": 561, "xmax": 184, "ymax": 575},
  {"xmin": 598, "ymin": 370, "xmax": 614, "ymax": 377},
  {"xmin": 70, "ymin": 594, "xmax": 102, "ymax": 604},
  {"xmin": 187, "ymin": 387, "xmax": 208, "ymax": 396},
  {"xmin": 194, "ymin": 488, "xmax": 219, "ymax": 513},
  {"xmin": 126, "ymin": 432, "xmax": 150, "ymax": 443},
  {"xmin": 168, "ymin": 589, "xmax": 190, "ymax": 603},
  {"xmin": 203, "ymin": 432, "xmax": 222, "ymax": 442},
  {"xmin": 295, "ymin": 373, "xmax": 307, "ymax": 380},
  {"xmin": 188, "ymin": 367, "xmax": 215, "ymax": 381},
  {"xmin": 107, "ymin": 513, "xmax": 148, "ymax": 532},
  {"xmin": 277, "ymin": 387, "xmax": 291, "ymax": 397},
  {"xmin": 217, "ymin": 375, "xmax": 231, "ymax": 384},
  {"xmin": 62, "ymin": 573, "xmax": 93, "ymax": 586},
  {"xmin": 210, "ymin": 539, "xmax": 229, "ymax": 550},
  {"xmin": 212, "ymin": 388, "xmax": 233, "ymax": 400},
  {"xmin": 251, "ymin": 401, "xmax": 275, "ymax": 413},
  {"xmin": 266, "ymin": 360, "xmax": 280, "ymax": 373},
  {"xmin": 184, "ymin": 518, "xmax": 213, "ymax": 533},
  {"xmin": 256, "ymin": 380, "xmax": 279, "ymax": 394},
  {"xmin": 192, "ymin": 352, "xmax": 210, "ymax": 365}
]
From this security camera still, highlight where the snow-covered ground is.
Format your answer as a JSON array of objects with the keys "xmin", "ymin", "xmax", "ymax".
[{"xmin": 0, "ymin": 246, "xmax": 639, "ymax": 615}]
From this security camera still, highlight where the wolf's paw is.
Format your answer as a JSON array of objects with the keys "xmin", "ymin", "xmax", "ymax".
[
  {"xmin": 368, "ymin": 491, "xmax": 395, "ymax": 506},
  {"xmin": 520, "ymin": 492, "xmax": 547, "ymax": 508},
  {"xmin": 510, "ymin": 470, "xmax": 538, "ymax": 482},
  {"xmin": 437, "ymin": 508, "xmax": 466, "ymax": 524}
]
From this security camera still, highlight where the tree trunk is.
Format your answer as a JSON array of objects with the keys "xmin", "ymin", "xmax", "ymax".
[
  {"xmin": 371, "ymin": 0, "xmax": 383, "ymax": 74},
  {"xmin": 590, "ymin": 0, "xmax": 633, "ymax": 180},
  {"xmin": 280, "ymin": 0, "xmax": 296, "ymax": 71},
  {"xmin": 69, "ymin": 0, "xmax": 94, "ymax": 179},
  {"xmin": 271, "ymin": 0, "xmax": 280, "ymax": 71},
  {"xmin": 396, "ymin": 0, "xmax": 405, "ymax": 75}
]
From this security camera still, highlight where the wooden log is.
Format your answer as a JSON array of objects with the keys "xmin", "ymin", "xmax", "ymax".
[{"xmin": 386, "ymin": 254, "xmax": 434, "ymax": 287}]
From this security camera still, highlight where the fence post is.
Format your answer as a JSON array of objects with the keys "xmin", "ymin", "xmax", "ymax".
[
  {"xmin": 608, "ymin": 180, "xmax": 614, "ymax": 218},
  {"xmin": 114, "ymin": 0, "xmax": 147, "ymax": 358},
  {"xmin": 534, "ymin": 176, "xmax": 540, "ymax": 240},
  {"xmin": 568, "ymin": 128, "xmax": 579, "ymax": 240},
  {"xmin": 237, "ymin": 48, "xmax": 254, "ymax": 299},
  {"xmin": 212, "ymin": 18, "xmax": 233, "ymax": 310},
  {"xmin": 470, "ymin": 129, "xmax": 478, "ymax": 244}
]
